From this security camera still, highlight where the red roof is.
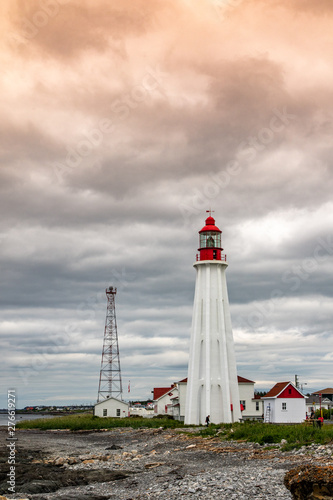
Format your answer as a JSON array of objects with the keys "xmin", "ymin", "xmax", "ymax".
[
  {"xmin": 237, "ymin": 376, "xmax": 255, "ymax": 384},
  {"xmin": 178, "ymin": 377, "xmax": 187, "ymax": 383},
  {"xmin": 264, "ymin": 382, "xmax": 290, "ymax": 398},
  {"xmin": 263, "ymin": 382, "xmax": 305, "ymax": 399},
  {"xmin": 153, "ymin": 387, "xmax": 173, "ymax": 400},
  {"xmin": 199, "ymin": 216, "xmax": 221, "ymax": 233}
]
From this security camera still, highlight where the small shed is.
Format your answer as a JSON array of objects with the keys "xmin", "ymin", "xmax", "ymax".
[
  {"xmin": 94, "ymin": 397, "xmax": 129, "ymax": 418},
  {"xmin": 262, "ymin": 382, "xmax": 306, "ymax": 423}
]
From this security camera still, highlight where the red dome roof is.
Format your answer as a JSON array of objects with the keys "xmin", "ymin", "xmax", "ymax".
[{"xmin": 199, "ymin": 216, "xmax": 221, "ymax": 233}]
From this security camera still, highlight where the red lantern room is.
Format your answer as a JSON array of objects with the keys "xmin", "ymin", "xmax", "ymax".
[{"xmin": 197, "ymin": 213, "xmax": 226, "ymax": 261}]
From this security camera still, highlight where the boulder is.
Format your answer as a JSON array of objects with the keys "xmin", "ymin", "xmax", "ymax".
[{"xmin": 284, "ymin": 465, "xmax": 333, "ymax": 499}]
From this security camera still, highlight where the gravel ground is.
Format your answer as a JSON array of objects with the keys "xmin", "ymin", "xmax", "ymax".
[{"xmin": 1, "ymin": 427, "xmax": 333, "ymax": 499}]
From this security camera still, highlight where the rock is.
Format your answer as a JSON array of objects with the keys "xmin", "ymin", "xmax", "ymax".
[
  {"xmin": 54, "ymin": 457, "xmax": 65, "ymax": 465},
  {"xmin": 21, "ymin": 479, "xmax": 61, "ymax": 494},
  {"xmin": 0, "ymin": 497, "xmax": 30, "ymax": 500},
  {"xmin": 0, "ymin": 497, "xmax": 29, "ymax": 500},
  {"xmin": 105, "ymin": 444, "xmax": 122, "ymax": 450},
  {"xmin": 284, "ymin": 465, "xmax": 333, "ymax": 499},
  {"xmin": 144, "ymin": 462, "xmax": 166, "ymax": 469},
  {"xmin": 47, "ymin": 495, "xmax": 110, "ymax": 500}
]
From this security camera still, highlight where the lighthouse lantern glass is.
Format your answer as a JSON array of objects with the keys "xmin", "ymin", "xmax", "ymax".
[{"xmin": 200, "ymin": 231, "xmax": 221, "ymax": 248}]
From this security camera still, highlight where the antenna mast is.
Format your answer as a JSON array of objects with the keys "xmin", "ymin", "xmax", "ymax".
[{"xmin": 97, "ymin": 286, "xmax": 123, "ymax": 402}]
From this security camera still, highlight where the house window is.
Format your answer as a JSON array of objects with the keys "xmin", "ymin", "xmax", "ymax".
[
  {"xmin": 116, "ymin": 409, "xmax": 120, "ymax": 417},
  {"xmin": 240, "ymin": 400, "xmax": 246, "ymax": 410},
  {"xmin": 282, "ymin": 402, "xmax": 287, "ymax": 411},
  {"xmin": 289, "ymin": 389, "xmax": 292, "ymax": 394},
  {"xmin": 256, "ymin": 401, "xmax": 260, "ymax": 411},
  {"xmin": 103, "ymin": 409, "xmax": 107, "ymax": 416}
]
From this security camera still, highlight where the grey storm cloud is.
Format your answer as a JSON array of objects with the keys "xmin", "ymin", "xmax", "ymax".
[{"xmin": 0, "ymin": 0, "xmax": 333, "ymax": 406}]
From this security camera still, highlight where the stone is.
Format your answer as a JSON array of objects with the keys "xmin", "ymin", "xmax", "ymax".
[
  {"xmin": 144, "ymin": 462, "xmax": 165, "ymax": 469},
  {"xmin": 105, "ymin": 444, "xmax": 122, "ymax": 450},
  {"xmin": 54, "ymin": 457, "xmax": 65, "ymax": 465},
  {"xmin": 285, "ymin": 465, "xmax": 333, "ymax": 499},
  {"xmin": 0, "ymin": 497, "xmax": 29, "ymax": 500}
]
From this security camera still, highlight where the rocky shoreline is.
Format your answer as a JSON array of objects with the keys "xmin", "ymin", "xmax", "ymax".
[{"xmin": 1, "ymin": 427, "xmax": 332, "ymax": 499}]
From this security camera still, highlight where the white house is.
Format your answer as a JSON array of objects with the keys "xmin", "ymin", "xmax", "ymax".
[
  {"xmin": 306, "ymin": 395, "xmax": 332, "ymax": 415},
  {"xmin": 153, "ymin": 385, "xmax": 177, "ymax": 415},
  {"xmin": 94, "ymin": 397, "xmax": 129, "ymax": 418},
  {"xmin": 165, "ymin": 378, "xmax": 188, "ymax": 421},
  {"xmin": 154, "ymin": 376, "xmax": 262, "ymax": 422},
  {"xmin": 262, "ymin": 382, "xmax": 306, "ymax": 423},
  {"xmin": 311, "ymin": 388, "xmax": 333, "ymax": 402},
  {"xmin": 238, "ymin": 376, "xmax": 263, "ymax": 420}
]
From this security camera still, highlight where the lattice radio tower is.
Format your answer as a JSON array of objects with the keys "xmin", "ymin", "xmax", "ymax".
[{"xmin": 97, "ymin": 286, "xmax": 123, "ymax": 402}]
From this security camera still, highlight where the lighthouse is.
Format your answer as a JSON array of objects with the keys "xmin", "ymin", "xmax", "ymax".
[{"xmin": 185, "ymin": 212, "xmax": 241, "ymax": 425}]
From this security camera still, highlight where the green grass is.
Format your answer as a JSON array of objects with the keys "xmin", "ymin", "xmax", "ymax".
[
  {"xmin": 16, "ymin": 414, "xmax": 184, "ymax": 431},
  {"xmin": 197, "ymin": 421, "xmax": 333, "ymax": 450},
  {"xmin": 16, "ymin": 415, "xmax": 333, "ymax": 451}
]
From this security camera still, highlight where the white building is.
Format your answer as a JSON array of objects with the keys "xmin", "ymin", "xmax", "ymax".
[
  {"xmin": 238, "ymin": 376, "xmax": 263, "ymax": 420},
  {"xmin": 94, "ymin": 397, "xmax": 129, "ymax": 418},
  {"xmin": 153, "ymin": 385, "xmax": 177, "ymax": 415},
  {"xmin": 306, "ymin": 395, "xmax": 332, "ymax": 415},
  {"xmin": 185, "ymin": 215, "xmax": 241, "ymax": 425},
  {"xmin": 262, "ymin": 382, "xmax": 306, "ymax": 423},
  {"xmin": 154, "ymin": 376, "xmax": 262, "ymax": 422},
  {"xmin": 157, "ymin": 378, "xmax": 187, "ymax": 421}
]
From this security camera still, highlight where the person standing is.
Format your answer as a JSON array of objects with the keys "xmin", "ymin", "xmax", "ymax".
[{"xmin": 205, "ymin": 415, "xmax": 210, "ymax": 427}]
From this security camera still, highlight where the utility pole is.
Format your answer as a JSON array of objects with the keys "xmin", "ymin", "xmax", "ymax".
[{"xmin": 97, "ymin": 287, "xmax": 123, "ymax": 402}]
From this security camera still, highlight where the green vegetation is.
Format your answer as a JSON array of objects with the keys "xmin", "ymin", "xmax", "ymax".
[
  {"xmin": 16, "ymin": 415, "xmax": 333, "ymax": 451},
  {"xmin": 198, "ymin": 421, "xmax": 333, "ymax": 450},
  {"xmin": 16, "ymin": 414, "xmax": 184, "ymax": 431},
  {"xmin": 315, "ymin": 409, "xmax": 332, "ymax": 420}
]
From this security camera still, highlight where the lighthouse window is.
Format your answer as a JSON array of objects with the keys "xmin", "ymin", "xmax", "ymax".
[
  {"xmin": 207, "ymin": 236, "xmax": 214, "ymax": 247},
  {"xmin": 200, "ymin": 232, "xmax": 221, "ymax": 248}
]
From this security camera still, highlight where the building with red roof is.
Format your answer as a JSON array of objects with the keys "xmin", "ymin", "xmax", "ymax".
[
  {"xmin": 153, "ymin": 376, "xmax": 263, "ymax": 421},
  {"xmin": 262, "ymin": 381, "xmax": 306, "ymax": 423}
]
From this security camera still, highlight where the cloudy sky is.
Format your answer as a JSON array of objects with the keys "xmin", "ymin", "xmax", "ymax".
[{"xmin": 1, "ymin": 0, "xmax": 333, "ymax": 408}]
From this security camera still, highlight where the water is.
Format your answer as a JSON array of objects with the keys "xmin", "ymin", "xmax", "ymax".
[{"xmin": 0, "ymin": 413, "xmax": 58, "ymax": 426}]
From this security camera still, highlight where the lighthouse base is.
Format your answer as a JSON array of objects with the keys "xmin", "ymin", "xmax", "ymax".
[{"xmin": 185, "ymin": 260, "xmax": 241, "ymax": 425}]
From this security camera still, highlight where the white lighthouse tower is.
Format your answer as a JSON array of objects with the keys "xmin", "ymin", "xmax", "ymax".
[{"xmin": 185, "ymin": 212, "xmax": 241, "ymax": 425}]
